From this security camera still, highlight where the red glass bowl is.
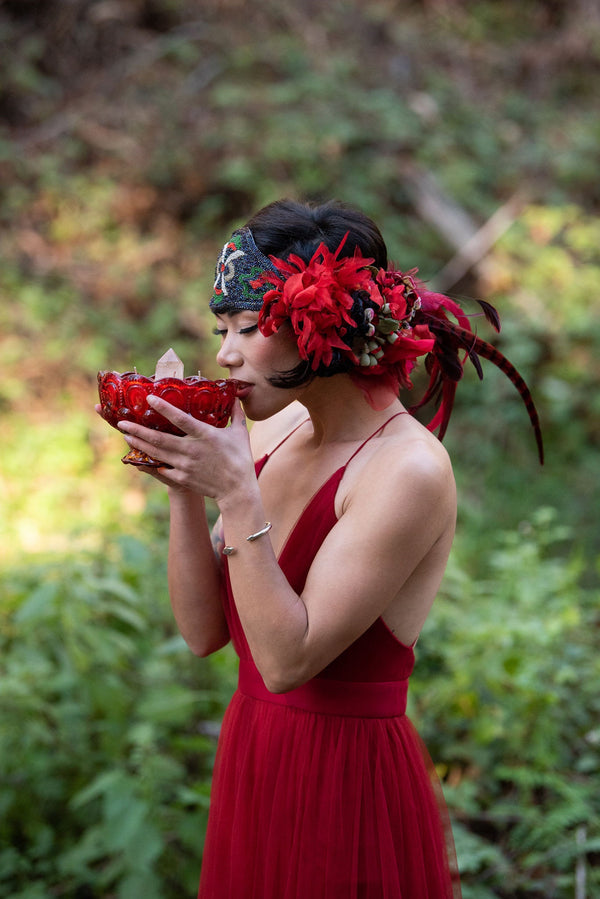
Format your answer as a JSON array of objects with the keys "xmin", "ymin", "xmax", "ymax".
[{"xmin": 98, "ymin": 370, "xmax": 249, "ymax": 466}]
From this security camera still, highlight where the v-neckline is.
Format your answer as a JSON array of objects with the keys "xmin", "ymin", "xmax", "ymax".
[
  {"xmin": 255, "ymin": 410, "xmax": 407, "ymax": 561},
  {"xmin": 277, "ymin": 465, "xmax": 345, "ymax": 563},
  {"xmin": 254, "ymin": 452, "xmax": 345, "ymax": 561}
]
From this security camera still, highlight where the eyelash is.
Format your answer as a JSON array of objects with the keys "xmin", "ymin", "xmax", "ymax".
[{"xmin": 212, "ymin": 324, "xmax": 259, "ymax": 337}]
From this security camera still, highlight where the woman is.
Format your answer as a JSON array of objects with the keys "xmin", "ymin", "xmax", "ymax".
[{"xmin": 115, "ymin": 199, "xmax": 542, "ymax": 898}]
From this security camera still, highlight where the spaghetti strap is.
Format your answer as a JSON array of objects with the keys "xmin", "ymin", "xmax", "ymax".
[
  {"xmin": 265, "ymin": 410, "xmax": 407, "ymax": 468},
  {"xmin": 264, "ymin": 417, "xmax": 310, "ymax": 458},
  {"xmin": 345, "ymin": 410, "xmax": 408, "ymax": 467}
]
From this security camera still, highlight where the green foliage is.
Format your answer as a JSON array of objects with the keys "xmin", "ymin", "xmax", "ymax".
[
  {"xmin": 0, "ymin": 536, "xmax": 234, "ymax": 898},
  {"xmin": 442, "ymin": 203, "xmax": 600, "ymax": 560},
  {"xmin": 411, "ymin": 509, "xmax": 600, "ymax": 897}
]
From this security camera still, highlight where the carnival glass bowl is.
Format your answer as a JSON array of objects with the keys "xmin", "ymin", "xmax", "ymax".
[{"xmin": 98, "ymin": 370, "xmax": 249, "ymax": 466}]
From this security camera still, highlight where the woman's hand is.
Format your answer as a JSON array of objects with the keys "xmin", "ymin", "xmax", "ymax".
[{"xmin": 105, "ymin": 396, "xmax": 255, "ymax": 502}]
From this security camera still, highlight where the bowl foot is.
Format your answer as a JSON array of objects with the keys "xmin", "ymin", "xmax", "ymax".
[{"xmin": 121, "ymin": 448, "xmax": 172, "ymax": 469}]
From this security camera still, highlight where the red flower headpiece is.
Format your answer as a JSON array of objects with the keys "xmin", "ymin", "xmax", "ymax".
[
  {"xmin": 251, "ymin": 234, "xmax": 543, "ymax": 463},
  {"xmin": 256, "ymin": 235, "xmax": 374, "ymax": 369}
]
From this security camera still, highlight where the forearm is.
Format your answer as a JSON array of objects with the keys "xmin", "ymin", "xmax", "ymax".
[
  {"xmin": 219, "ymin": 485, "xmax": 310, "ymax": 691},
  {"xmin": 167, "ymin": 490, "xmax": 229, "ymax": 656},
  {"xmin": 114, "ymin": 399, "xmax": 309, "ymax": 672}
]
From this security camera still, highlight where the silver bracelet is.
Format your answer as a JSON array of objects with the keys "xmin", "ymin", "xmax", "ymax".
[{"xmin": 223, "ymin": 522, "xmax": 272, "ymax": 556}]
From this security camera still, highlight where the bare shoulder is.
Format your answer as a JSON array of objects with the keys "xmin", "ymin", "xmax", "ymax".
[
  {"xmin": 345, "ymin": 417, "xmax": 456, "ymax": 519},
  {"xmin": 394, "ymin": 420, "xmax": 454, "ymax": 482},
  {"xmin": 249, "ymin": 401, "xmax": 307, "ymax": 458}
]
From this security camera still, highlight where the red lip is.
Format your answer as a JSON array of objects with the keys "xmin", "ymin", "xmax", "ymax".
[{"xmin": 233, "ymin": 381, "xmax": 253, "ymax": 399}]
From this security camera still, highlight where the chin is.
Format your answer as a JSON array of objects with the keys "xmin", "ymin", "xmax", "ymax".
[
  {"xmin": 240, "ymin": 396, "xmax": 267, "ymax": 422},
  {"xmin": 242, "ymin": 392, "xmax": 295, "ymax": 422}
]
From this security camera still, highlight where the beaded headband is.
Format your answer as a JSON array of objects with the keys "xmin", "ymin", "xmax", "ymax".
[
  {"xmin": 210, "ymin": 228, "xmax": 279, "ymax": 312},
  {"xmin": 209, "ymin": 226, "xmax": 544, "ymax": 462}
]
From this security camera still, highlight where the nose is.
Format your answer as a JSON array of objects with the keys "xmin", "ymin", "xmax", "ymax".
[{"xmin": 216, "ymin": 333, "xmax": 243, "ymax": 370}]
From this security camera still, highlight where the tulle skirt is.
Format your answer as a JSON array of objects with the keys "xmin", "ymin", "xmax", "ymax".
[{"xmin": 198, "ymin": 678, "xmax": 460, "ymax": 899}]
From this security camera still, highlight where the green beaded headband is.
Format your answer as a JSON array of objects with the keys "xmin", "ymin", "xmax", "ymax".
[{"xmin": 210, "ymin": 227, "xmax": 279, "ymax": 313}]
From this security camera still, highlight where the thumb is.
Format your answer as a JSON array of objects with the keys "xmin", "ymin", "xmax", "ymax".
[{"xmin": 230, "ymin": 398, "xmax": 247, "ymax": 428}]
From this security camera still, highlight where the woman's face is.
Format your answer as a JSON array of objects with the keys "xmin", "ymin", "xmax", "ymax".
[{"xmin": 213, "ymin": 310, "xmax": 302, "ymax": 420}]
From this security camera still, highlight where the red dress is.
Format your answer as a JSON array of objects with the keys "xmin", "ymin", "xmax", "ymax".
[{"xmin": 198, "ymin": 417, "xmax": 461, "ymax": 898}]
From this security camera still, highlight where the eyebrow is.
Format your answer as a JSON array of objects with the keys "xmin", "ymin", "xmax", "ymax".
[{"xmin": 213, "ymin": 309, "xmax": 252, "ymax": 320}]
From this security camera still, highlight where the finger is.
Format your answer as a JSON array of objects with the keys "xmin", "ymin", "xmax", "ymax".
[
  {"xmin": 145, "ymin": 394, "xmax": 209, "ymax": 436},
  {"xmin": 116, "ymin": 410, "xmax": 197, "ymax": 447},
  {"xmin": 131, "ymin": 464, "xmax": 180, "ymax": 489},
  {"xmin": 135, "ymin": 463, "xmax": 166, "ymax": 476},
  {"xmin": 118, "ymin": 423, "xmax": 184, "ymax": 466}
]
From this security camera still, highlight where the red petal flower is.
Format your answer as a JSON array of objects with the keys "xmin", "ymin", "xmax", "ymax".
[{"xmin": 257, "ymin": 238, "xmax": 374, "ymax": 370}]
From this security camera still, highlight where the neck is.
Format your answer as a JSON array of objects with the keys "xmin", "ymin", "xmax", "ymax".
[{"xmin": 295, "ymin": 374, "xmax": 405, "ymax": 446}]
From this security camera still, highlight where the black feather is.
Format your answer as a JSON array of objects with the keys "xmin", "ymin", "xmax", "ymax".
[{"xmin": 477, "ymin": 300, "xmax": 501, "ymax": 332}]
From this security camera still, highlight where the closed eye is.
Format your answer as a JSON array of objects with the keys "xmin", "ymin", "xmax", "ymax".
[{"xmin": 212, "ymin": 324, "xmax": 259, "ymax": 337}]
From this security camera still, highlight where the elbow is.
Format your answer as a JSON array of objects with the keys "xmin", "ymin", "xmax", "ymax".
[
  {"xmin": 186, "ymin": 628, "xmax": 230, "ymax": 658},
  {"xmin": 256, "ymin": 613, "xmax": 313, "ymax": 694},
  {"xmin": 189, "ymin": 641, "xmax": 216, "ymax": 658},
  {"xmin": 189, "ymin": 639, "xmax": 228, "ymax": 658},
  {"xmin": 259, "ymin": 660, "xmax": 310, "ymax": 695},
  {"xmin": 263, "ymin": 676, "xmax": 293, "ymax": 695}
]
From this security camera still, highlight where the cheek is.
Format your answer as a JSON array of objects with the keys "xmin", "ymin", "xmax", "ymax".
[{"xmin": 257, "ymin": 328, "xmax": 300, "ymax": 372}]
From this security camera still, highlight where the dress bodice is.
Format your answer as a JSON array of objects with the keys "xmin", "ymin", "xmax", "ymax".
[{"xmin": 220, "ymin": 414, "xmax": 415, "ymax": 686}]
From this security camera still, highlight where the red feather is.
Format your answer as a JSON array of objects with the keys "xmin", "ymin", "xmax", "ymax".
[{"xmin": 412, "ymin": 316, "xmax": 544, "ymax": 464}]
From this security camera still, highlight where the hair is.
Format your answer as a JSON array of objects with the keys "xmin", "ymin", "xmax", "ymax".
[{"xmin": 245, "ymin": 199, "xmax": 388, "ymax": 387}]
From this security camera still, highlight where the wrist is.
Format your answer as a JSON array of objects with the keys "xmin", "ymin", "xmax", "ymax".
[
  {"xmin": 222, "ymin": 521, "xmax": 272, "ymax": 556},
  {"xmin": 217, "ymin": 481, "xmax": 262, "ymax": 516},
  {"xmin": 167, "ymin": 487, "xmax": 206, "ymax": 509}
]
